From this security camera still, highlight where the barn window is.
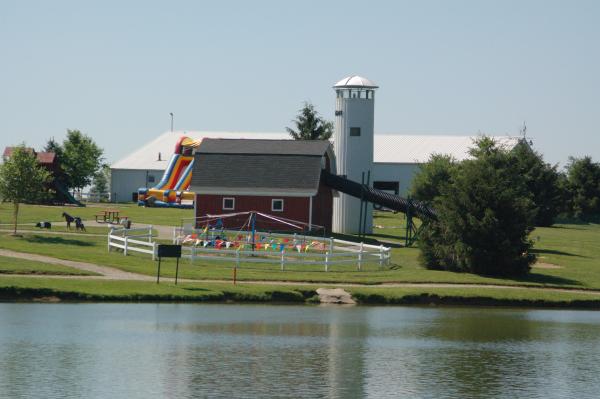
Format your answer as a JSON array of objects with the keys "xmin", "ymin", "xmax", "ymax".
[
  {"xmin": 271, "ymin": 199, "xmax": 284, "ymax": 212},
  {"xmin": 350, "ymin": 127, "xmax": 361, "ymax": 136},
  {"xmin": 223, "ymin": 197, "xmax": 235, "ymax": 210},
  {"xmin": 147, "ymin": 175, "xmax": 155, "ymax": 183}
]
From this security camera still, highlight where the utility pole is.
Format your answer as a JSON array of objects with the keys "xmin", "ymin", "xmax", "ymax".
[{"xmin": 170, "ymin": 112, "xmax": 174, "ymax": 132}]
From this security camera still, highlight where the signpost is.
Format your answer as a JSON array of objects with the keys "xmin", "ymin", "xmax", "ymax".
[{"xmin": 156, "ymin": 244, "xmax": 182, "ymax": 284}]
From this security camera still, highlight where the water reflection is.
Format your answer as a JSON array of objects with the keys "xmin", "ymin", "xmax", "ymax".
[{"xmin": 1, "ymin": 304, "xmax": 600, "ymax": 399}]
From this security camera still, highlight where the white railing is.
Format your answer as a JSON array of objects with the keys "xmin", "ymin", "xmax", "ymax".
[
  {"xmin": 108, "ymin": 226, "xmax": 157, "ymax": 260},
  {"xmin": 173, "ymin": 228, "xmax": 391, "ymax": 271}
]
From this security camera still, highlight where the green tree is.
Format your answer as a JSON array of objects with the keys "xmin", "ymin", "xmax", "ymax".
[
  {"xmin": 410, "ymin": 154, "xmax": 457, "ymax": 203},
  {"xmin": 286, "ymin": 102, "xmax": 333, "ymax": 140},
  {"xmin": 90, "ymin": 164, "xmax": 111, "ymax": 201},
  {"xmin": 61, "ymin": 130, "xmax": 104, "ymax": 192},
  {"xmin": 564, "ymin": 156, "xmax": 600, "ymax": 220},
  {"xmin": 0, "ymin": 145, "xmax": 51, "ymax": 234},
  {"xmin": 509, "ymin": 141, "xmax": 563, "ymax": 226},
  {"xmin": 419, "ymin": 138, "xmax": 536, "ymax": 276}
]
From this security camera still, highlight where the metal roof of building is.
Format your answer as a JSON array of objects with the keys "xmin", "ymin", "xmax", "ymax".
[
  {"xmin": 111, "ymin": 131, "xmax": 289, "ymax": 170},
  {"xmin": 111, "ymin": 130, "xmax": 520, "ymax": 170},
  {"xmin": 374, "ymin": 134, "xmax": 521, "ymax": 163},
  {"xmin": 333, "ymin": 75, "xmax": 378, "ymax": 89}
]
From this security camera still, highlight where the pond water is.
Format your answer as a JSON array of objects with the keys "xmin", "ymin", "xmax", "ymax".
[{"xmin": 1, "ymin": 303, "xmax": 599, "ymax": 399}]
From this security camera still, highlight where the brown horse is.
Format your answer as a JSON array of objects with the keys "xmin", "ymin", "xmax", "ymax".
[{"xmin": 62, "ymin": 212, "xmax": 75, "ymax": 229}]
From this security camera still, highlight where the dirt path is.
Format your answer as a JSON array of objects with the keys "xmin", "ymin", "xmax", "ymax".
[{"xmin": 2, "ymin": 249, "xmax": 600, "ymax": 296}]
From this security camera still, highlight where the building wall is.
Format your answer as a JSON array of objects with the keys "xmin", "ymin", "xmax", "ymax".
[
  {"xmin": 195, "ymin": 188, "xmax": 333, "ymax": 232},
  {"xmin": 110, "ymin": 169, "xmax": 164, "ymax": 203},
  {"xmin": 333, "ymin": 96, "xmax": 375, "ymax": 234},
  {"xmin": 371, "ymin": 163, "xmax": 421, "ymax": 196}
]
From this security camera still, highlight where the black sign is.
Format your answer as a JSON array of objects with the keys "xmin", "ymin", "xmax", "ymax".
[{"xmin": 157, "ymin": 244, "xmax": 181, "ymax": 258}]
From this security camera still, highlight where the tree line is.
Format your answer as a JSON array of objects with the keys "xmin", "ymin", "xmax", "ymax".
[{"xmin": 411, "ymin": 137, "xmax": 600, "ymax": 276}]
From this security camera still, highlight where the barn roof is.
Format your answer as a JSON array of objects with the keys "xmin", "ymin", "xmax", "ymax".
[
  {"xmin": 191, "ymin": 139, "xmax": 330, "ymax": 197},
  {"xmin": 110, "ymin": 130, "xmax": 521, "ymax": 170},
  {"xmin": 197, "ymin": 138, "xmax": 331, "ymax": 156}
]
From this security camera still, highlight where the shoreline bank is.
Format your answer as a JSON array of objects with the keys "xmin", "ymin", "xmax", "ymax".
[{"xmin": 3, "ymin": 281, "xmax": 600, "ymax": 309}]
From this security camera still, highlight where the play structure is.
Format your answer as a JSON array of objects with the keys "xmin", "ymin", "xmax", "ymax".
[
  {"xmin": 321, "ymin": 171, "xmax": 436, "ymax": 246},
  {"xmin": 137, "ymin": 136, "xmax": 201, "ymax": 208},
  {"xmin": 2, "ymin": 146, "xmax": 83, "ymax": 206},
  {"xmin": 172, "ymin": 211, "xmax": 391, "ymax": 271}
]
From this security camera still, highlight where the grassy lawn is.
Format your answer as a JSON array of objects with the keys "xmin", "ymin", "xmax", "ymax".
[
  {"xmin": 0, "ymin": 256, "xmax": 96, "ymax": 276},
  {"xmin": 1, "ymin": 220, "xmax": 599, "ymax": 290},
  {"xmin": 0, "ymin": 276, "xmax": 309, "ymax": 302},
  {"xmin": 1, "ymin": 204, "xmax": 599, "ymax": 296},
  {"xmin": 0, "ymin": 202, "xmax": 193, "ymax": 227}
]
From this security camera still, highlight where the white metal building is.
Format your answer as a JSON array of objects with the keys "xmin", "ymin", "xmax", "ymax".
[{"xmin": 110, "ymin": 130, "xmax": 519, "ymax": 205}]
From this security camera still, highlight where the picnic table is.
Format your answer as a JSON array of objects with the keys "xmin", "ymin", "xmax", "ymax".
[{"xmin": 95, "ymin": 209, "xmax": 127, "ymax": 224}]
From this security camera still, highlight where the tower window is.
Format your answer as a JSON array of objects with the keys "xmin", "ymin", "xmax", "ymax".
[{"xmin": 350, "ymin": 127, "xmax": 361, "ymax": 137}]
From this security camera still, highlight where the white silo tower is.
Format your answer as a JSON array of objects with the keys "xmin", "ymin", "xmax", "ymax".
[{"xmin": 332, "ymin": 75, "xmax": 378, "ymax": 234}]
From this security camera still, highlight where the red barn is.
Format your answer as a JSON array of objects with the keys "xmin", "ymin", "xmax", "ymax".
[{"xmin": 190, "ymin": 139, "xmax": 335, "ymax": 232}]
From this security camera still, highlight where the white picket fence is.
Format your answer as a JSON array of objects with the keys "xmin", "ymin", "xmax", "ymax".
[
  {"xmin": 173, "ymin": 228, "xmax": 391, "ymax": 271},
  {"xmin": 108, "ymin": 226, "xmax": 157, "ymax": 260}
]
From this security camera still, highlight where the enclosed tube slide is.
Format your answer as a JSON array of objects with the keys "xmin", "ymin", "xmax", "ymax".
[
  {"xmin": 137, "ymin": 136, "xmax": 201, "ymax": 208},
  {"xmin": 321, "ymin": 170, "xmax": 436, "ymax": 220}
]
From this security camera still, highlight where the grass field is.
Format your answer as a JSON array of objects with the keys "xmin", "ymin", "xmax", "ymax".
[
  {"xmin": 1, "ymin": 203, "xmax": 600, "ymax": 305},
  {"xmin": 0, "ymin": 202, "xmax": 193, "ymax": 227},
  {"xmin": 0, "ymin": 256, "xmax": 96, "ymax": 276},
  {"xmin": 1, "ymin": 220, "xmax": 599, "ymax": 289}
]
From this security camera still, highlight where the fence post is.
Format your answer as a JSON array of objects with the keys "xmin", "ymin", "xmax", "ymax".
[
  {"xmin": 148, "ymin": 226, "xmax": 153, "ymax": 243},
  {"xmin": 358, "ymin": 242, "xmax": 363, "ymax": 271},
  {"xmin": 325, "ymin": 252, "xmax": 329, "ymax": 272},
  {"xmin": 107, "ymin": 229, "xmax": 113, "ymax": 252},
  {"xmin": 379, "ymin": 245, "xmax": 384, "ymax": 269},
  {"xmin": 124, "ymin": 236, "xmax": 128, "ymax": 256},
  {"xmin": 329, "ymin": 237, "xmax": 334, "ymax": 253},
  {"xmin": 152, "ymin": 242, "xmax": 156, "ymax": 261},
  {"xmin": 386, "ymin": 248, "xmax": 391, "ymax": 266},
  {"xmin": 280, "ymin": 250, "xmax": 285, "ymax": 271}
]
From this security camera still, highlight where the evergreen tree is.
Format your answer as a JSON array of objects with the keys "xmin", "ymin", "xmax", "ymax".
[
  {"xmin": 419, "ymin": 138, "xmax": 536, "ymax": 276},
  {"xmin": 0, "ymin": 145, "xmax": 51, "ymax": 234},
  {"xmin": 509, "ymin": 141, "xmax": 562, "ymax": 226},
  {"xmin": 564, "ymin": 156, "xmax": 600, "ymax": 220},
  {"xmin": 410, "ymin": 154, "xmax": 457, "ymax": 203},
  {"xmin": 286, "ymin": 102, "xmax": 333, "ymax": 140}
]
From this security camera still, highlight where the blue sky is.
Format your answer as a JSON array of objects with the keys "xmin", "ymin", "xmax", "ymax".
[{"xmin": 1, "ymin": 0, "xmax": 598, "ymax": 166}]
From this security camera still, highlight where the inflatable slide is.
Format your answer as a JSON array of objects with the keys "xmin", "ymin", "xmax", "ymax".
[{"xmin": 137, "ymin": 136, "xmax": 200, "ymax": 208}]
